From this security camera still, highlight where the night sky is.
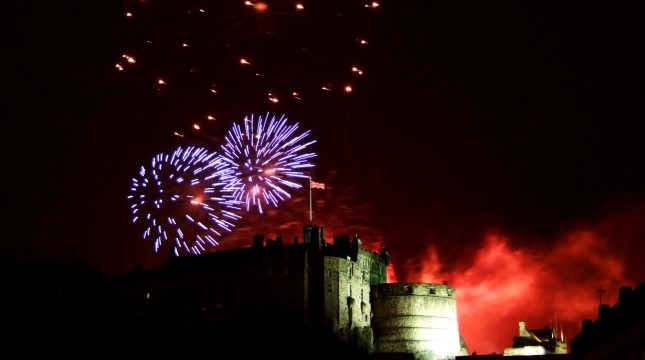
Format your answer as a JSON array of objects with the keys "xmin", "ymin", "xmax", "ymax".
[{"xmin": 5, "ymin": 0, "xmax": 645, "ymax": 355}]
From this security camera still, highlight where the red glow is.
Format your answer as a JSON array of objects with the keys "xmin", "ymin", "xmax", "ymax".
[
  {"xmin": 387, "ymin": 259, "xmax": 400, "ymax": 283},
  {"xmin": 401, "ymin": 198, "xmax": 645, "ymax": 355},
  {"xmin": 254, "ymin": 2, "xmax": 268, "ymax": 12}
]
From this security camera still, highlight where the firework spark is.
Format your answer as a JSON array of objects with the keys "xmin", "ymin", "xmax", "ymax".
[
  {"xmin": 127, "ymin": 146, "xmax": 242, "ymax": 256},
  {"xmin": 219, "ymin": 112, "xmax": 317, "ymax": 214},
  {"xmin": 116, "ymin": 0, "xmax": 378, "ymax": 120}
]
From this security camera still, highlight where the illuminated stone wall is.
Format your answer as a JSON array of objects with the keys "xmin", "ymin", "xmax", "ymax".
[
  {"xmin": 371, "ymin": 282, "xmax": 464, "ymax": 360},
  {"xmin": 321, "ymin": 239, "xmax": 389, "ymax": 353}
]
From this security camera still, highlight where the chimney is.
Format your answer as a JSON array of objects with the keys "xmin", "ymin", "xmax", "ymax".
[
  {"xmin": 350, "ymin": 234, "xmax": 362, "ymax": 261},
  {"xmin": 253, "ymin": 235, "xmax": 264, "ymax": 249},
  {"xmin": 266, "ymin": 237, "xmax": 283, "ymax": 248},
  {"xmin": 380, "ymin": 248, "xmax": 390, "ymax": 266},
  {"xmin": 303, "ymin": 225, "xmax": 325, "ymax": 249},
  {"xmin": 598, "ymin": 304, "xmax": 610, "ymax": 319},
  {"xmin": 618, "ymin": 286, "xmax": 633, "ymax": 302}
]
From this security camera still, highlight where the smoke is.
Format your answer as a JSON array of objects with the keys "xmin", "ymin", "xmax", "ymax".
[
  {"xmin": 135, "ymin": 162, "xmax": 642, "ymax": 357},
  {"xmin": 213, "ymin": 170, "xmax": 389, "ymax": 251},
  {"xmin": 400, "ymin": 195, "xmax": 645, "ymax": 355}
]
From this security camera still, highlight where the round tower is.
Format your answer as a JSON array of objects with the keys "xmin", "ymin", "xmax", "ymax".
[{"xmin": 371, "ymin": 282, "xmax": 463, "ymax": 360}]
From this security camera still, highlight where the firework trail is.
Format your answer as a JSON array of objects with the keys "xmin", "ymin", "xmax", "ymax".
[
  {"xmin": 127, "ymin": 146, "xmax": 242, "ymax": 256},
  {"xmin": 219, "ymin": 112, "xmax": 317, "ymax": 214},
  {"xmin": 115, "ymin": 0, "xmax": 378, "ymax": 130}
]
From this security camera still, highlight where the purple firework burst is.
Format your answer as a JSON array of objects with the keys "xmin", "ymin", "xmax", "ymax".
[
  {"xmin": 127, "ymin": 146, "xmax": 242, "ymax": 256},
  {"xmin": 219, "ymin": 112, "xmax": 317, "ymax": 214}
]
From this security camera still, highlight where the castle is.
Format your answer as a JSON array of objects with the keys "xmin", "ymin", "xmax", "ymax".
[
  {"xmin": 117, "ymin": 224, "xmax": 470, "ymax": 359},
  {"xmin": 7, "ymin": 223, "xmax": 641, "ymax": 358}
]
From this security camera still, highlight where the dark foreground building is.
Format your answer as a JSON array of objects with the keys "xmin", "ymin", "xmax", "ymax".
[
  {"xmin": 112, "ymin": 224, "xmax": 389, "ymax": 358},
  {"xmin": 4, "ymin": 224, "xmax": 467, "ymax": 359},
  {"xmin": 455, "ymin": 282, "xmax": 645, "ymax": 360},
  {"xmin": 5, "ymin": 226, "xmax": 642, "ymax": 359},
  {"xmin": 109, "ymin": 224, "xmax": 468, "ymax": 359},
  {"xmin": 569, "ymin": 282, "xmax": 645, "ymax": 360}
]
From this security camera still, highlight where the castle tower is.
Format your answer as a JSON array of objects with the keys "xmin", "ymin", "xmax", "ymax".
[{"xmin": 371, "ymin": 282, "xmax": 465, "ymax": 360}]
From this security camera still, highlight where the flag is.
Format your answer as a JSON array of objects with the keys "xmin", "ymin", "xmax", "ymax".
[{"xmin": 310, "ymin": 180, "xmax": 325, "ymax": 189}]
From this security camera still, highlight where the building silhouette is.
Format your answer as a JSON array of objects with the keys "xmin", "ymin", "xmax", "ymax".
[
  {"xmin": 569, "ymin": 282, "xmax": 645, "ymax": 360},
  {"xmin": 112, "ymin": 224, "xmax": 469, "ymax": 359},
  {"xmin": 455, "ymin": 283, "xmax": 644, "ymax": 359},
  {"xmin": 4, "ymin": 226, "xmax": 642, "ymax": 359},
  {"xmin": 502, "ymin": 320, "xmax": 568, "ymax": 356}
]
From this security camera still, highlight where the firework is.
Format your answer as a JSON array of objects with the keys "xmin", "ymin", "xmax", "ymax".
[
  {"xmin": 214, "ymin": 170, "xmax": 386, "ymax": 253},
  {"xmin": 127, "ymin": 146, "xmax": 242, "ymax": 256},
  {"xmin": 219, "ymin": 112, "xmax": 317, "ymax": 214},
  {"xmin": 116, "ymin": 0, "xmax": 378, "ymax": 122}
]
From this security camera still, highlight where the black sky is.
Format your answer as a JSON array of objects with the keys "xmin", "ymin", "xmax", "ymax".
[{"xmin": 4, "ymin": 0, "xmax": 644, "ymax": 275}]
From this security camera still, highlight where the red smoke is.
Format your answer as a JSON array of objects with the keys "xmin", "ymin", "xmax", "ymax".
[
  {"xmin": 164, "ymin": 174, "xmax": 643, "ymax": 357},
  {"xmin": 398, "ymin": 196, "xmax": 645, "ymax": 355}
]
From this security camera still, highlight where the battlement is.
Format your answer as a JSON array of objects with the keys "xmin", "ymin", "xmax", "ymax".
[
  {"xmin": 373, "ymin": 282, "xmax": 456, "ymax": 299},
  {"xmin": 126, "ymin": 225, "xmax": 467, "ymax": 359}
]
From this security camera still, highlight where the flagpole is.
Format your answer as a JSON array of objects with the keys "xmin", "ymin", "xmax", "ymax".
[{"xmin": 308, "ymin": 176, "xmax": 313, "ymax": 223}]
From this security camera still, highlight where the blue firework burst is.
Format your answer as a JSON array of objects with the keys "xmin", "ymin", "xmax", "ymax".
[
  {"xmin": 127, "ymin": 146, "xmax": 242, "ymax": 256},
  {"xmin": 219, "ymin": 112, "xmax": 317, "ymax": 214}
]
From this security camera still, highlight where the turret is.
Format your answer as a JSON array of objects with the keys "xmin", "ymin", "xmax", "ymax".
[{"xmin": 303, "ymin": 224, "xmax": 325, "ymax": 250}]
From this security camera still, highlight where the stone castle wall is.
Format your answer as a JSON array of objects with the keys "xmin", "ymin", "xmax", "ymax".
[
  {"xmin": 113, "ymin": 228, "xmax": 465, "ymax": 359},
  {"xmin": 371, "ymin": 282, "xmax": 462, "ymax": 360}
]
